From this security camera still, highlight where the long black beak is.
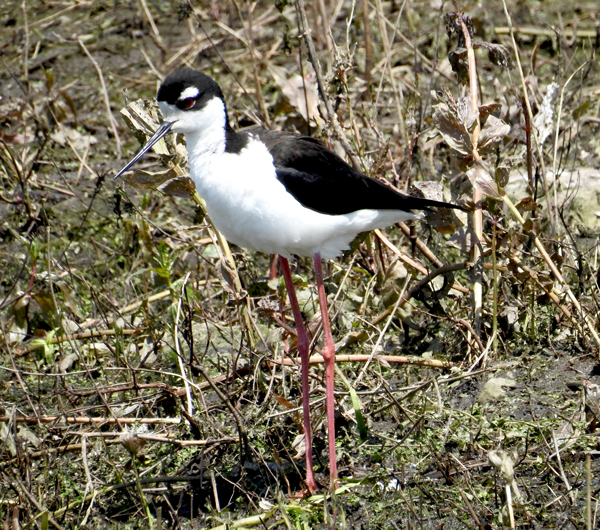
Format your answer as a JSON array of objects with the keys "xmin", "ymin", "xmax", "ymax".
[{"xmin": 114, "ymin": 121, "xmax": 176, "ymax": 180}]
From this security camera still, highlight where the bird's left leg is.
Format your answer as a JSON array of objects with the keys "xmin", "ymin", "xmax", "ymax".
[{"xmin": 279, "ymin": 256, "xmax": 318, "ymax": 493}]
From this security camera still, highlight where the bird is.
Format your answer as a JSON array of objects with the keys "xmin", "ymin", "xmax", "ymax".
[{"xmin": 114, "ymin": 67, "xmax": 466, "ymax": 492}]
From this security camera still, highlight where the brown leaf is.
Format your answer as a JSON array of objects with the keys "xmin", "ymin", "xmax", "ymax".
[
  {"xmin": 447, "ymin": 47, "xmax": 469, "ymax": 85},
  {"xmin": 466, "ymin": 161, "xmax": 501, "ymax": 199},
  {"xmin": 523, "ymin": 217, "xmax": 542, "ymax": 235},
  {"xmin": 33, "ymin": 290, "xmax": 57, "ymax": 317},
  {"xmin": 411, "ymin": 181, "xmax": 465, "ymax": 233},
  {"xmin": 457, "ymin": 96, "xmax": 478, "ymax": 130},
  {"xmin": 57, "ymin": 282, "xmax": 82, "ymax": 318},
  {"xmin": 495, "ymin": 163, "xmax": 511, "ymax": 188},
  {"xmin": 270, "ymin": 65, "xmax": 323, "ymax": 125},
  {"xmin": 411, "ymin": 181, "xmax": 447, "ymax": 202},
  {"xmin": 432, "ymin": 97, "xmax": 476, "ymax": 156},
  {"xmin": 478, "ymin": 115, "xmax": 510, "ymax": 152},
  {"xmin": 516, "ymin": 197, "xmax": 538, "ymax": 213},
  {"xmin": 272, "ymin": 393, "xmax": 295, "ymax": 410},
  {"xmin": 122, "ymin": 168, "xmax": 179, "ymax": 190},
  {"xmin": 474, "ymin": 41, "xmax": 514, "ymax": 69},
  {"xmin": 479, "ymin": 103, "xmax": 502, "ymax": 122},
  {"xmin": 159, "ymin": 176, "xmax": 196, "ymax": 198},
  {"xmin": 120, "ymin": 99, "xmax": 171, "ymax": 156}
]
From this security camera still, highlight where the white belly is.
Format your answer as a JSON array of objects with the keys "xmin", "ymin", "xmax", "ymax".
[{"xmin": 188, "ymin": 136, "xmax": 417, "ymax": 259}]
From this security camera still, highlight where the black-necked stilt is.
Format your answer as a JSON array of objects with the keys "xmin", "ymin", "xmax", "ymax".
[{"xmin": 115, "ymin": 68, "xmax": 466, "ymax": 492}]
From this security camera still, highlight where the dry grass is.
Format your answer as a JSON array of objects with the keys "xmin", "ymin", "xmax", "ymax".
[{"xmin": 1, "ymin": 1, "xmax": 600, "ymax": 528}]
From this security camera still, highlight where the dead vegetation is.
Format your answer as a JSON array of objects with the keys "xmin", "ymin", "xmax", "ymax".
[{"xmin": 1, "ymin": 1, "xmax": 600, "ymax": 528}]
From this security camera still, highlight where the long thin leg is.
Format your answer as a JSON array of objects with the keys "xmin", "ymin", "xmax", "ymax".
[
  {"xmin": 278, "ymin": 255, "xmax": 318, "ymax": 493},
  {"xmin": 313, "ymin": 253, "xmax": 338, "ymax": 489}
]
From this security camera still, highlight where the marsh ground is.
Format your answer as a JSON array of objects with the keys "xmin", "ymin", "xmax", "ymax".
[{"xmin": 1, "ymin": 1, "xmax": 600, "ymax": 528}]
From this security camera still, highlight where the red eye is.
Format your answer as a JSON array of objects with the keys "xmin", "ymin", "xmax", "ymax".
[{"xmin": 180, "ymin": 98, "xmax": 195, "ymax": 109}]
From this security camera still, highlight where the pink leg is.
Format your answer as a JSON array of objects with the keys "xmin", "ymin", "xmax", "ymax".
[
  {"xmin": 269, "ymin": 254, "xmax": 278, "ymax": 280},
  {"xmin": 313, "ymin": 253, "xmax": 338, "ymax": 489},
  {"xmin": 278, "ymin": 256, "xmax": 318, "ymax": 493}
]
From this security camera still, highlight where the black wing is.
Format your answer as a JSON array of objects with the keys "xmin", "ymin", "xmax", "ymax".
[{"xmin": 253, "ymin": 129, "xmax": 464, "ymax": 216}]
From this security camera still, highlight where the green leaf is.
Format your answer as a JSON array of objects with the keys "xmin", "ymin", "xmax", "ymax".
[{"xmin": 349, "ymin": 388, "xmax": 368, "ymax": 441}]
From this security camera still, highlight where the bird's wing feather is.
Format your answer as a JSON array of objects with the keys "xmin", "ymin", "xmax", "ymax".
[{"xmin": 253, "ymin": 129, "xmax": 463, "ymax": 216}]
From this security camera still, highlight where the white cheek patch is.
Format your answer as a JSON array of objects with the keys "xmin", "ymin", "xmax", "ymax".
[{"xmin": 179, "ymin": 86, "xmax": 200, "ymax": 100}]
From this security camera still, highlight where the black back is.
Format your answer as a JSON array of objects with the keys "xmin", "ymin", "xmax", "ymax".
[{"xmin": 254, "ymin": 130, "xmax": 461, "ymax": 216}]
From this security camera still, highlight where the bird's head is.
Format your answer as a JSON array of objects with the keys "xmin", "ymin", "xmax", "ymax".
[
  {"xmin": 114, "ymin": 68, "xmax": 226, "ymax": 180},
  {"xmin": 157, "ymin": 68, "xmax": 227, "ymax": 136}
]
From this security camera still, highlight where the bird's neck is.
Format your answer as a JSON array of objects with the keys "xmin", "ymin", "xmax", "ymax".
[
  {"xmin": 185, "ymin": 120, "xmax": 226, "ymax": 160},
  {"xmin": 186, "ymin": 120, "xmax": 248, "ymax": 182},
  {"xmin": 185, "ymin": 129, "xmax": 222, "ymax": 183},
  {"xmin": 185, "ymin": 97, "xmax": 244, "ymax": 156},
  {"xmin": 187, "ymin": 121, "xmax": 244, "ymax": 153}
]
